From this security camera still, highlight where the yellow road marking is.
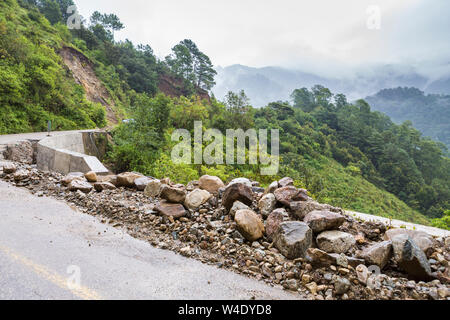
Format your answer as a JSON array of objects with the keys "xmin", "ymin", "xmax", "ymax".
[{"xmin": 0, "ymin": 244, "xmax": 102, "ymax": 300}]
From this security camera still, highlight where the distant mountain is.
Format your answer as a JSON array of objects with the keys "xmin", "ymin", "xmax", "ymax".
[
  {"xmin": 426, "ymin": 76, "xmax": 450, "ymax": 95},
  {"xmin": 213, "ymin": 64, "xmax": 449, "ymax": 107},
  {"xmin": 365, "ymin": 87, "xmax": 450, "ymax": 150}
]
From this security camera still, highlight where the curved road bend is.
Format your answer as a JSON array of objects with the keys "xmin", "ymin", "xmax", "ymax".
[{"xmin": 0, "ymin": 180, "xmax": 299, "ymax": 300}]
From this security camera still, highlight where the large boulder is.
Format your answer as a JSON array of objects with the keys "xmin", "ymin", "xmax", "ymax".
[
  {"xmin": 62, "ymin": 172, "xmax": 85, "ymax": 185},
  {"xmin": 307, "ymin": 248, "xmax": 364, "ymax": 268},
  {"xmin": 274, "ymin": 186, "xmax": 308, "ymax": 207},
  {"xmin": 94, "ymin": 181, "xmax": 116, "ymax": 192},
  {"xmin": 316, "ymin": 231, "xmax": 356, "ymax": 254},
  {"xmin": 392, "ymin": 235, "xmax": 434, "ymax": 281},
  {"xmin": 384, "ymin": 229, "xmax": 435, "ymax": 257},
  {"xmin": 222, "ymin": 183, "xmax": 254, "ymax": 211},
  {"xmin": 273, "ymin": 222, "xmax": 312, "ymax": 259},
  {"xmin": 84, "ymin": 171, "xmax": 98, "ymax": 183},
  {"xmin": 307, "ymin": 248, "xmax": 337, "ymax": 267},
  {"xmin": 144, "ymin": 179, "xmax": 162, "ymax": 197},
  {"xmin": 290, "ymin": 200, "xmax": 341, "ymax": 220},
  {"xmin": 265, "ymin": 181, "xmax": 279, "ymax": 194},
  {"xmin": 134, "ymin": 177, "xmax": 153, "ymax": 191},
  {"xmin": 229, "ymin": 201, "xmax": 250, "ymax": 218},
  {"xmin": 265, "ymin": 208, "xmax": 289, "ymax": 241},
  {"xmin": 303, "ymin": 210, "xmax": 345, "ymax": 233},
  {"xmin": 155, "ymin": 201, "xmax": 187, "ymax": 219},
  {"xmin": 185, "ymin": 189, "xmax": 212, "ymax": 210},
  {"xmin": 234, "ymin": 209, "xmax": 265, "ymax": 241},
  {"xmin": 68, "ymin": 180, "xmax": 93, "ymax": 193},
  {"xmin": 361, "ymin": 241, "xmax": 393, "ymax": 269},
  {"xmin": 98, "ymin": 175, "xmax": 118, "ymax": 186},
  {"xmin": 160, "ymin": 185, "xmax": 187, "ymax": 203},
  {"xmin": 198, "ymin": 175, "xmax": 225, "ymax": 194},
  {"xmin": 258, "ymin": 193, "xmax": 276, "ymax": 218},
  {"xmin": 278, "ymin": 177, "xmax": 294, "ymax": 188},
  {"xmin": 116, "ymin": 172, "xmax": 143, "ymax": 188},
  {"xmin": 228, "ymin": 178, "xmax": 252, "ymax": 188}
]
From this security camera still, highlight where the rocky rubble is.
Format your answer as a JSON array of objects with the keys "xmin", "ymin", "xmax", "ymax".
[{"xmin": 1, "ymin": 161, "xmax": 449, "ymax": 300}]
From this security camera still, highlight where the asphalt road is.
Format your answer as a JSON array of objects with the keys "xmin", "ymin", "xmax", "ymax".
[{"xmin": 0, "ymin": 180, "xmax": 299, "ymax": 300}]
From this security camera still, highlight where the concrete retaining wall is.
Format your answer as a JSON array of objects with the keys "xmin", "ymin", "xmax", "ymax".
[{"xmin": 37, "ymin": 132, "xmax": 109, "ymax": 175}]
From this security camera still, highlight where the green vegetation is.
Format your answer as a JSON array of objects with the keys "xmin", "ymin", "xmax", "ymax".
[
  {"xmin": 2, "ymin": 0, "xmax": 214, "ymax": 135},
  {"xmin": 432, "ymin": 210, "xmax": 450, "ymax": 231},
  {"xmin": 287, "ymin": 86, "xmax": 449, "ymax": 219},
  {"xmin": 106, "ymin": 88, "xmax": 442, "ymax": 225},
  {"xmin": 2, "ymin": 0, "xmax": 448, "ymax": 226},
  {"xmin": 0, "ymin": 0, "xmax": 106, "ymax": 133},
  {"xmin": 165, "ymin": 39, "xmax": 217, "ymax": 91},
  {"xmin": 366, "ymin": 87, "xmax": 450, "ymax": 152}
]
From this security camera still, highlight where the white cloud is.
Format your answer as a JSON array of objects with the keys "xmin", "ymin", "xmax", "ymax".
[{"xmin": 73, "ymin": 0, "xmax": 450, "ymax": 77}]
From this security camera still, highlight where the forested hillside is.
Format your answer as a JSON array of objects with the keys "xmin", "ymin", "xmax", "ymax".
[
  {"xmin": 1, "ymin": 0, "xmax": 449, "ymax": 227},
  {"xmin": 1, "ymin": 0, "xmax": 214, "ymax": 133},
  {"xmin": 107, "ymin": 86, "xmax": 449, "ymax": 225},
  {"xmin": 0, "ymin": 0, "xmax": 106, "ymax": 133},
  {"xmin": 366, "ymin": 87, "xmax": 450, "ymax": 152}
]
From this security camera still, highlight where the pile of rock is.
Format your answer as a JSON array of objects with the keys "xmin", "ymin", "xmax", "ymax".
[{"xmin": 1, "ymin": 161, "xmax": 449, "ymax": 300}]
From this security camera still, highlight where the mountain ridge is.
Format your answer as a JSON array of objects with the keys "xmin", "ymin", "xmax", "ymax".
[{"xmin": 214, "ymin": 64, "xmax": 450, "ymax": 107}]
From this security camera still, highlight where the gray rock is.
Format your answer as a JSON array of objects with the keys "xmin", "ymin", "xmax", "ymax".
[
  {"xmin": 93, "ymin": 181, "xmax": 116, "ymax": 192},
  {"xmin": 265, "ymin": 208, "xmax": 289, "ymax": 241},
  {"xmin": 144, "ymin": 179, "xmax": 162, "ymax": 197},
  {"xmin": 62, "ymin": 172, "xmax": 85, "ymax": 185},
  {"xmin": 68, "ymin": 180, "xmax": 93, "ymax": 193},
  {"xmin": 361, "ymin": 241, "xmax": 393, "ymax": 269},
  {"xmin": 229, "ymin": 201, "xmax": 250, "ymax": 218},
  {"xmin": 227, "ymin": 178, "xmax": 252, "ymax": 188},
  {"xmin": 134, "ymin": 177, "xmax": 153, "ymax": 191},
  {"xmin": 222, "ymin": 183, "xmax": 253, "ymax": 211},
  {"xmin": 116, "ymin": 172, "xmax": 144, "ymax": 188},
  {"xmin": 252, "ymin": 187, "xmax": 265, "ymax": 193},
  {"xmin": 307, "ymin": 248, "xmax": 364, "ymax": 268},
  {"xmin": 284, "ymin": 279, "xmax": 299, "ymax": 291},
  {"xmin": 303, "ymin": 210, "xmax": 345, "ymax": 233},
  {"xmin": 290, "ymin": 200, "xmax": 341, "ymax": 220},
  {"xmin": 274, "ymin": 222, "xmax": 312, "ymax": 259},
  {"xmin": 265, "ymin": 181, "xmax": 279, "ymax": 194},
  {"xmin": 278, "ymin": 177, "xmax": 294, "ymax": 187},
  {"xmin": 155, "ymin": 200, "xmax": 186, "ymax": 218},
  {"xmin": 356, "ymin": 265, "xmax": 370, "ymax": 285},
  {"xmin": 392, "ymin": 235, "xmax": 435, "ymax": 281},
  {"xmin": 185, "ymin": 189, "xmax": 212, "ymax": 209},
  {"xmin": 160, "ymin": 185, "xmax": 187, "ymax": 203},
  {"xmin": 258, "ymin": 193, "xmax": 276, "ymax": 218},
  {"xmin": 316, "ymin": 231, "xmax": 356, "ymax": 254},
  {"xmin": 384, "ymin": 229, "xmax": 435, "ymax": 257},
  {"xmin": 274, "ymin": 186, "xmax": 308, "ymax": 207},
  {"xmin": 334, "ymin": 277, "xmax": 351, "ymax": 295}
]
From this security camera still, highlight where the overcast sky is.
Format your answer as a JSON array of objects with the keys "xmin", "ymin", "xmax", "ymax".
[{"xmin": 74, "ymin": 0, "xmax": 450, "ymax": 78}]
